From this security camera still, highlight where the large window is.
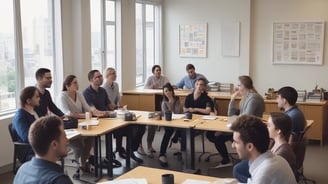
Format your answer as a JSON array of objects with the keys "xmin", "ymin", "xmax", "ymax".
[
  {"xmin": 91, "ymin": 0, "xmax": 116, "ymax": 71},
  {"xmin": 136, "ymin": 3, "xmax": 160, "ymax": 85},
  {"xmin": 0, "ymin": 0, "xmax": 58, "ymax": 114}
]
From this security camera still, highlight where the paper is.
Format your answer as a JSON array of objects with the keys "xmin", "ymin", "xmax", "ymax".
[
  {"xmin": 79, "ymin": 120, "xmax": 99, "ymax": 126},
  {"xmin": 202, "ymin": 116, "xmax": 217, "ymax": 120},
  {"xmin": 97, "ymin": 178, "xmax": 147, "ymax": 184},
  {"xmin": 64, "ymin": 129, "xmax": 80, "ymax": 140},
  {"xmin": 172, "ymin": 114, "xmax": 186, "ymax": 119},
  {"xmin": 182, "ymin": 179, "xmax": 211, "ymax": 184}
]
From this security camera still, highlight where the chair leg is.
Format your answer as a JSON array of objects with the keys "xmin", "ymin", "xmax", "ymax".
[{"xmin": 13, "ymin": 147, "xmax": 17, "ymax": 174}]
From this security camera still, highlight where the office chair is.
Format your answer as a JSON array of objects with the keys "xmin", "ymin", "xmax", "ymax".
[
  {"xmin": 8, "ymin": 123, "xmax": 32, "ymax": 174},
  {"xmin": 290, "ymin": 123, "xmax": 316, "ymax": 184}
]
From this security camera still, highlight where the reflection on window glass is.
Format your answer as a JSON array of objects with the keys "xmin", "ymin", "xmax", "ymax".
[
  {"xmin": 20, "ymin": 0, "xmax": 54, "ymax": 87},
  {"xmin": 90, "ymin": 0, "xmax": 102, "ymax": 70},
  {"xmin": 106, "ymin": 0, "xmax": 115, "ymax": 22},
  {"xmin": 136, "ymin": 3, "xmax": 155, "ymax": 85},
  {"xmin": 0, "ymin": 0, "xmax": 16, "ymax": 113},
  {"xmin": 106, "ymin": 25, "xmax": 115, "ymax": 67}
]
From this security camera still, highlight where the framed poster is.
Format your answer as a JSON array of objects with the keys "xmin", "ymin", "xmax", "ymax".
[
  {"xmin": 179, "ymin": 23, "xmax": 207, "ymax": 58},
  {"xmin": 272, "ymin": 21, "xmax": 325, "ymax": 65}
]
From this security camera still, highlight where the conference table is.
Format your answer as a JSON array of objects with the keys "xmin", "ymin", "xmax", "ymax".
[{"xmin": 108, "ymin": 166, "xmax": 236, "ymax": 184}]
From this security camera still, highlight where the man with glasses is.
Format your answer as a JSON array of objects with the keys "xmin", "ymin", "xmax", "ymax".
[{"xmin": 175, "ymin": 63, "xmax": 208, "ymax": 90}]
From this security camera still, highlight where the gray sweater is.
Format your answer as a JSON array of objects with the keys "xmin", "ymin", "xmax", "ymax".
[{"xmin": 228, "ymin": 92, "xmax": 265, "ymax": 117}]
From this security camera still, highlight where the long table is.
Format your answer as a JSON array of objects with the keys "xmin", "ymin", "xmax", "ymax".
[{"xmin": 122, "ymin": 89, "xmax": 328, "ymax": 145}]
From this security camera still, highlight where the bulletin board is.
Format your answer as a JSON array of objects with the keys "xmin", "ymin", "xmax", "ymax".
[
  {"xmin": 272, "ymin": 21, "xmax": 325, "ymax": 65},
  {"xmin": 179, "ymin": 23, "xmax": 207, "ymax": 58}
]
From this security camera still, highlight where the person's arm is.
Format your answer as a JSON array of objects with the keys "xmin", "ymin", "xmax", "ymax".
[
  {"xmin": 144, "ymin": 76, "xmax": 153, "ymax": 89},
  {"xmin": 53, "ymin": 175, "xmax": 73, "ymax": 184},
  {"xmin": 45, "ymin": 90, "xmax": 64, "ymax": 117},
  {"xmin": 57, "ymin": 93, "xmax": 71, "ymax": 116},
  {"xmin": 228, "ymin": 91, "xmax": 240, "ymax": 116},
  {"xmin": 188, "ymin": 106, "xmax": 211, "ymax": 115},
  {"xmin": 13, "ymin": 112, "xmax": 32, "ymax": 143},
  {"xmin": 83, "ymin": 88, "xmax": 94, "ymax": 106},
  {"xmin": 161, "ymin": 101, "xmax": 169, "ymax": 114},
  {"xmin": 176, "ymin": 77, "xmax": 186, "ymax": 89}
]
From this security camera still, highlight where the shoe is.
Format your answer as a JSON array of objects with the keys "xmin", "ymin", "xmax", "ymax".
[
  {"xmin": 159, "ymin": 155, "xmax": 168, "ymax": 167},
  {"xmin": 131, "ymin": 153, "xmax": 143, "ymax": 164},
  {"xmin": 137, "ymin": 146, "xmax": 146, "ymax": 155},
  {"xmin": 116, "ymin": 147, "xmax": 127, "ymax": 159},
  {"xmin": 212, "ymin": 160, "xmax": 233, "ymax": 168},
  {"xmin": 102, "ymin": 158, "xmax": 122, "ymax": 168}
]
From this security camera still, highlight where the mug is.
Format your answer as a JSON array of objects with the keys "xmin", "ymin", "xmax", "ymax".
[
  {"xmin": 164, "ymin": 111, "xmax": 172, "ymax": 121},
  {"xmin": 162, "ymin": 174, "xmax": 174, "ymax": 184},
  {"xmin": 185, "ymin": 112, "xmax": 192, "ymax": 119}
]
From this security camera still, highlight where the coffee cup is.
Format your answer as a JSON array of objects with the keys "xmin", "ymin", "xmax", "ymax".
[
  {"xmin": 162, "ymin": 174, "xmax": 174, "ymax": 184},
  {"xmin": 164, "ymin": 111, "xmax": 172, "ymax": 121},
  {"xmin": 185, "ymin": 112, "xmax": 192, "ymax": 119}
]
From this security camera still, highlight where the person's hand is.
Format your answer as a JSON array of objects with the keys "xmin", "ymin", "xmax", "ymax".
[
  {"xmin": 231, "ymin": 90, "xmax": 240, "ymax": 100},
  {"xmin": 109, "ymin": 103, "xmax": 117, "ymax": 110}
]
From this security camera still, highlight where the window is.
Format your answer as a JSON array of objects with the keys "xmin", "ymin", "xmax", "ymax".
[
  {"xmin": 91, "ymin": 0, "xmax": 116, "ymax": 72},
  {"xmin": 0, "ymin": 0, "xmax": 59, "ymax": 114},
  {"xmin": 0, "ymin": 0, "xmax": 16, "ymax": 113},
  {"xmin": 136, "ymin": 2, "xmax": 160, "ymax": 86}
]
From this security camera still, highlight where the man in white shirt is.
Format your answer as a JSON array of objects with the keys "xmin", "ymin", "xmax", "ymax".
[{"xmin": 230, "ymin": 115, "xmax": 297, "ymax": 184}]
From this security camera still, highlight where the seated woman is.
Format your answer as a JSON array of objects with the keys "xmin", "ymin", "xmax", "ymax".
[
  {"xmin": 58, "ymin": 75, "xmax": 107, "ymax": 172},
  {"xmin": 234, "ymin": 112, "xmax": 297, "ymax": 183},
  {"xmin": 158, "ymin": 83, "xmax": 183, "ymax": 167},
  {"xmin": 12, "ymin": 86, "xmax": 40, "ymax": 163},
  {"xmin": 141, "ymin": 65, "xmax": 170, "ymax": 157},
  {"xmin": 207, "ymin": 75, "xmax": 265, "ymax": 168}
]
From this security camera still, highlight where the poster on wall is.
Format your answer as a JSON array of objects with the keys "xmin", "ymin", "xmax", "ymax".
[
  {"xmin": 179, "ymin": 23, "xmax": 207, "ymax": 58},
  {"xmin": 272, "ymin": 21, "xmax": 325, "ymax": 65}
]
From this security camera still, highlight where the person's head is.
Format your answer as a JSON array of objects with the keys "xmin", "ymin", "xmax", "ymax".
[
  {"xmin": 162, "ymin": 82, "xmax": 175, "ymax": 101},
  {"xmin": 28, "ymin": 116, "xmax": 68, "ymax": 159},
  {"xmin": 186, "ymin": 64, "xmax": 196, "ymax": 79},
  {"xmin": 195, "ymin": 78, "xmax": 207, "ymax": 93},
  {"xmin": 105, "ymin": 67, "xmax": 117, "ymax": 82},
  {"xmin": 62, "ymin": 75, "xmax": 78, "ymax": 91},
  {"xmin": 152, "ymin": 65, "xmax": 162, "ymax": 78},
  {"xmin": 231, "ymin": 115, "xmax": 270, "ymax": 161},
  {"xmin": 267, "ymin": 112, "xmax": 293, "ymax": 142},
  {"xmin": 88, "ymin": 70, "xmax": 103, "ymax": 87},
  {"xmin": 237, "ymin": 75, "xmax": 257, "ymax": 95},
  {"xmin": 277, "ymin": 86, "xmax": 298, "ymax": 109},
  {"xmin": 35, "ymin": 68, "xmax": 52, "ymax": 88},
  {"xmin": 20, "ymin": 86, "xmax": 40, "ymax": 108}
]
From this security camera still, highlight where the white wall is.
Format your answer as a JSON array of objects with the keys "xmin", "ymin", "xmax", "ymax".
[
  {"xmin": 162, "ymin": 0, "xmax": 251, "ymax": 86},
  {"xmin": 251, "ymin": 0, "xmax": 328, "ymax": 94}
]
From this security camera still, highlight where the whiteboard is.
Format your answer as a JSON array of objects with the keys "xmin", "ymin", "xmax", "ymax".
[{"xmin": 221, "ymin": 22, "xmax": 240, "ymax": 57}]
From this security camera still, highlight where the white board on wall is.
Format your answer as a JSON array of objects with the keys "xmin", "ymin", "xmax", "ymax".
[{"xmin": 221, "ymin": 22, "xmax": 240, "ymax": 57}]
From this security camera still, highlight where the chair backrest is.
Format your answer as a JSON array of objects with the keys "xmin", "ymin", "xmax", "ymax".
[{"xmin": 8, "ymin": 123, "xmax": 19, "ymax": 142}]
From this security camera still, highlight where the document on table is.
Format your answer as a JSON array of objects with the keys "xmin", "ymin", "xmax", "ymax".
[
  {"xmin": 202, "ymin": 115, "xmax": 217, "ymax": 120},
  {"xmin": 172, "ymin": 114, "xmax": 186, "ymax": 119},
  {"xmin": 97, "ymin": 178, "xmax": 147, "ymax": 184},
  {"xmin": 182, "ymin": 179, "xmax": 211, "ymax": 184},
  {"xmin": 65, "ymin": 129, "xmax": 80, "ymax": 140},
  {"xmin": 79, "ymin": 119, "xmax": 99, "ymax": 126}
]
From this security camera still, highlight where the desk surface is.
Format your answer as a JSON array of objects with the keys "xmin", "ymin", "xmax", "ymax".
[
  {"xmin": 77, "ymin": 118, "xmax": 127, "ymax": 136},
  {"xmin": 194, "ymin": 116, "xmax": 236, "ymax": 132},
  {"xmin": 112, "ymin": 166, "xmax": 233, "ymax": 184}
]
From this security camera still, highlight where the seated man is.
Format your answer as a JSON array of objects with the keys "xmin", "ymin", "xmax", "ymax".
[
  {"xmin": 83, "ymin": 70, "xmax": 145, "ymax": 163},
  {"xmin": 12, "ymin": 86, "xmax": 40, "ymax": 163},
  {"xmin": 230, "ymin": 115, "xmax": 297, "ymax": 184},
  {"xmin": 176, "ymin": 64, "xmax": 208, "ymax": 90},
  {"xmin": 14, "ymin": 116, "xmax": 73, "ymax": 184}
]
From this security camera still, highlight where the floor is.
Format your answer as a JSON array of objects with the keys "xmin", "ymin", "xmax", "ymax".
[{"xmin": 1, "ymin": 128, "xmax": 327, "ymax": 184}]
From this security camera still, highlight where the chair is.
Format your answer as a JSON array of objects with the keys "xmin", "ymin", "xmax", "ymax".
[
  {"xmin": 8, "ymin": 123, "xmax": 32, "ymax": 174},
  {"xmin": 290, "ymin": 122, "xmax": 316, "ymax": 184}
]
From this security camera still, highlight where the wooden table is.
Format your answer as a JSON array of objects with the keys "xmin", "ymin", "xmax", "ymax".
[{"xmin": 112, "ymin": 166, "xmax": 234, "ymax": 184}]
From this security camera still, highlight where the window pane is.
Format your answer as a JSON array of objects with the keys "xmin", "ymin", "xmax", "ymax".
[
  {"xmin": 106, "ymin": 0, "xmax": 115, "ymax": 22},
  {"xmin": 136, "ymin": 3, "xmax": 143, "ymax": 84},
  {"xmin": 20, "ymin": 0, "xmax": 54, "ymax": 87},
  {"xmin": 146, "ymin": 5, "xmax": 154, "ymax": 22},
  {"xmin": 146, "ymin": 22, "xmax": 154, "ymax": 78},
  {"xmin": 106, "ymin": 25, "xmax": 115, "ymax": 68},
  {"xmin": 0, "ymin": 0, "xmax": 16, "ymax": 113},
  {"xmin": 90, "ymin": 0, "xmax": 102, "ymax": 70}
]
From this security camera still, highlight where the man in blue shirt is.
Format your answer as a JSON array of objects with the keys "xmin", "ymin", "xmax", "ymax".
[
  {"xmin": 277, "ymin": 86, "xmax": 306, "ymax": 136},
  {"xmin": 175, "ymin": 64, "xmax": 208, "ymax": 89},
  {"xmin": 14, "ymin": 116, "xmax": 73, "ymax": 184}
]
